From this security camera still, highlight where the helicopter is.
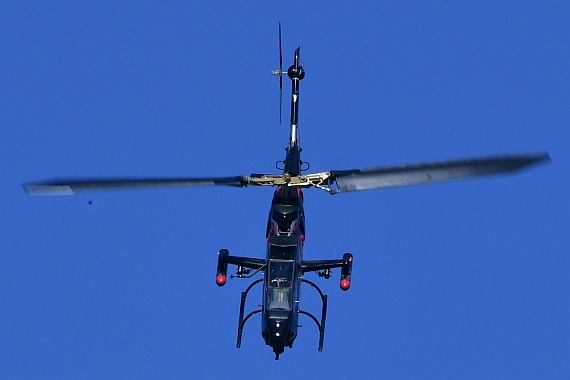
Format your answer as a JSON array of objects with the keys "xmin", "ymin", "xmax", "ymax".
[{"xmin": 24, "ymin": 25, "xmax": 549, "ymax": 359}]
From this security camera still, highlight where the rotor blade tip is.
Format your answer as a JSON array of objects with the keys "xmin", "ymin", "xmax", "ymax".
[
  {"xmin": 526, "ymin": 152, "xmax": 551, "ymax": 167},
  {"xmin": 23, "ymin": 184, "xmax": 75, "ymax": 195},
  {"xmin": 539, "ymin": 152, "xmax": 551, "ymax": 162}
]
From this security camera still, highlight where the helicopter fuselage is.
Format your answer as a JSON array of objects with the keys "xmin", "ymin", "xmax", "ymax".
[
  {"xmin": 261, "ymin": 186, "xmax": 305, "ymax": 353},
  {"xmin": 215, "ymin": 47, "xmax": 353, "ymax": 359}
]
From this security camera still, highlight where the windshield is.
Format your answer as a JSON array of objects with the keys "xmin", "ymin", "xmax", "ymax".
[
  {"xmin": 269, "ymin": 260, "xmax": 293, "ymax": 287},
  {"xmin": 266, "ymin": 260, "xmax": 294, "ymax": 310},
  {"xmin": 267, "ymin": 287, "xmax": 291, "ymax": 310},
  {"xmin": 268, "ymin": 244, "xmax": 296, "ymax": 260}
]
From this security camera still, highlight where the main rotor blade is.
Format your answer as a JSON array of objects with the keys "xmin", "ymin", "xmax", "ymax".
[
  {"xmin": 23, "ymin": 176, "xmax": 249, "ymax": 195},
  {"xmin": 330, "ymin": 153, "xmax": 550, "ymax": 193}
]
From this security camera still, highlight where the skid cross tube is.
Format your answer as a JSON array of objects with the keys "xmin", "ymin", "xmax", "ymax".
[
  {"xmin": 300, "ymin": 278, "xmax": 328, "ymax": 351},
  {"xmin": 236, "ymin": 278, "xmax": 263, "ymax": 348}
]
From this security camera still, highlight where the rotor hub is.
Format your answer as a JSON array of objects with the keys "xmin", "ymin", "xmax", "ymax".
[{"xmin": 287, "ymin": 65, "xmax": 305, "ymax": 80}]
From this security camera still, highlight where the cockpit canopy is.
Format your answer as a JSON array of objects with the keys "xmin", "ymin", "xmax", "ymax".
[
  {"xmin": 266, "ymin": 260, "xmax": 294, "ymax": 310},
  {"xmin": 268, "ymin": 243, "xmax": 296, "ymax": 260}
]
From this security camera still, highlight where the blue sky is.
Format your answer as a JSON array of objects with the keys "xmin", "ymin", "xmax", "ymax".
[{"xmin": 1, "ymin": 2, "xmax": 568, "ymax": 378}]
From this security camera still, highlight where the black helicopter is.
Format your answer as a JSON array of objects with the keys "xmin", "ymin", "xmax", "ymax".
[{"xmin": 24, "ymin": 25, "xmax": 549, "ymax": 359}]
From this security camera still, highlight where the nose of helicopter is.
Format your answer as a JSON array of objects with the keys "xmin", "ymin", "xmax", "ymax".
[{"xmin": 265, "ymin": 310, "xmax": 290, "ymax": 339}]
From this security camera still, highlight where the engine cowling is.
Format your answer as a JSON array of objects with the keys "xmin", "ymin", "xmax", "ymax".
[
  {"xmin": 216, "ymin": 249, "xmax": 229, "ymax": 286},
  {"xmin": 339, "ymin": 253, "xmax": 353, "ymax": 291}
]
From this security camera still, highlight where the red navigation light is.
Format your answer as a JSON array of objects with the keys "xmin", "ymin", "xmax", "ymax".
[
  {"xmin": 340, "ymin": 279, "xmax": 350, "ymax": 291},
  {"xmin": 216, "ymin": 274, "xmax": 227, "ymax": 286}
]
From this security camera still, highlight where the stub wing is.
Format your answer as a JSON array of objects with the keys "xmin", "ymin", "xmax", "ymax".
[{"xmin": 302, "ymin": 259, "xmax": 344, "ymax": 273}]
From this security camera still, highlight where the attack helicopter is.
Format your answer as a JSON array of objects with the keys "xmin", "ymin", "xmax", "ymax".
[{"xmin": 24, "ymin": 24, "xmax": 549, "ymax": 359}]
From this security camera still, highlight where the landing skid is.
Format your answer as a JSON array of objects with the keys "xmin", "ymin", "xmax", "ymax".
[
  {"xmin": 300, "ymin": 278, "xmax": 328, "ymax": 351},
  {"xmin": 236, "ymin": 278, "xmax": 263, "ymax": 348},
  {"xmin": 233, "ymin": 276, "xmax": 330, "ymax": 358}
]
